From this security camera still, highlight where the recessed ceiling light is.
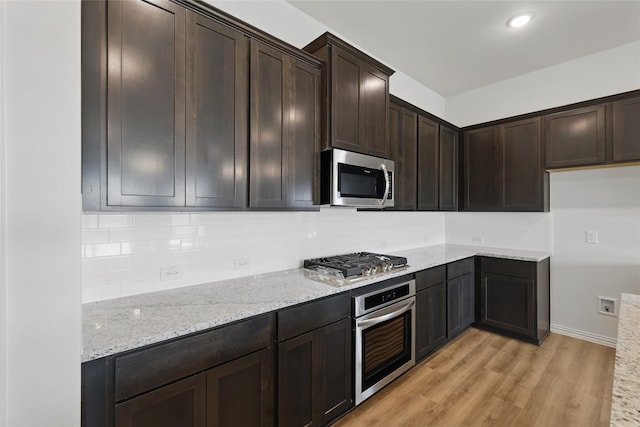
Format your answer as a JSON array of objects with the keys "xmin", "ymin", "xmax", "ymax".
[{"xmin": 506, "ymin": 11, "xmax": 535, "ymax": 28}]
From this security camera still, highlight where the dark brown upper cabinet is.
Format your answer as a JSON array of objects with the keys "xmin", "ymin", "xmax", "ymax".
[
  {"xmin": 186, "ymin": 11, "xmax": 248, "ymax": 209},
  {"xmin": 416, "ymin": 117, "xmax": 458, "ymax": 211},
  {"xmin": 464, "ymin": 117, "xmax": 548, "ymax": 212},
  {"xmin": 544, "ymin": 93, "xmax": 640, "ymax": 169},
  {"xmin": 388, "ymin": 102, "xmax": 417, "ymax": 210},
  {"xmin": 388, "ymin": 97, "xmax": 458, "ymax": 212},
  {"xmin": 105, "ymin": 0, "xmax": 187, "ymax": 208},
  {"xmin": 544, "ymin": 105, "xmax": 606, "ymax": 169},
  {"xmin": 438, "ymin": 125, "xmax": 459, "ymax": 211},
  {"xmin": 304, "ymin": 33, "xmax": 395, "ymax": 158},
  {"xmin": 612, "ymin": 96, "xmax": 640, "ymax": 162},
  {"xmin": 417, "ymin": 115, "xmax": 439, "ymax": 210},
  {"xmin": 249, "ymin": 40, "xmax": 321, "ymax": 210},
  {"xmin": 82, "ymin": 0, "xmax": 321, "ymax": 211}
]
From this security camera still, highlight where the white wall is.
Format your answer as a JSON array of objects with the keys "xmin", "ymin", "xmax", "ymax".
[
  {"xmin": 0, "ymin": 1, "xmax": 7, "ymax": 424},
  {"xmin": 550, "ymin": 166, "xmax": 640, "ymax": 346},
  {"xmin": 82, "ymin": 210, "xmax": 445, "ymax": 302},
  {"xmin": 209, "ymin": 0, "xmax": 446, "ymax": 117},
  {"xmin": 4, "ymin": 1, "xmax": 81, "ymax": 426},
  {"xmin": 446, "ymin": 212, "xmax": 552, "ymax": 253},
  {"xmin": 447, "ymin": 40, "xmax": 640, "ymax": 127}
]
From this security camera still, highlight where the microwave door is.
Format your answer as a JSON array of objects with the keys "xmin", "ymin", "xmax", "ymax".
[{"xmin": 337, "ymin": 163, "xmax": 388, "ymax": 206}]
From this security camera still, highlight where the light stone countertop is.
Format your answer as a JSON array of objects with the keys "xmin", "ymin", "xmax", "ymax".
[
  {"xmin": 611, "ymin": 293, "xmax": 640, "ymax": 426},
  {"xmin": 82, "ymin": 243, "xmax": 550, "ymax": 362}
]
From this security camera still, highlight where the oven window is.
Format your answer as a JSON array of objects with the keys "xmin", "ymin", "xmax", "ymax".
[{"xmin": 361, "ymin": 310, "xmax": 412, "ymax": 390}]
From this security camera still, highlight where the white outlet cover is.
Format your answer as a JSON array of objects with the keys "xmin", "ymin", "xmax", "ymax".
[
  {"xmin": 586, "ymin": 230, "xmax": 598, "ymax": 244},
  {"xmin": 597, "ymin": 296, "xmax": 617, "ymax": 317}
]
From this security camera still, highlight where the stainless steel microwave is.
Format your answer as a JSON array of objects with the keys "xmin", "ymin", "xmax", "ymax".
[{"xmin": 320, "ymin": 148, "xmax": 394, "ymax": 208}]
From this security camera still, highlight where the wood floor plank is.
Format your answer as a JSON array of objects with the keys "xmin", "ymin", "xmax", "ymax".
[{"xmin": 334, "ymin": 328, "xmax": 615, "ymax": 427}]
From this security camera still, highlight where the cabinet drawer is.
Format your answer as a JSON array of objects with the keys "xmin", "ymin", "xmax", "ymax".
[
  {"xmin": 481, "ymin": 257, "xmax": 535, "ymax": 278},
  {"xmin": 447, "ymin": 257, "xmax": 474, "ymax": 279},
  {"xmin": 115, "ymin": 314, "xmax": 273, "ymax": 402},
  {"xmin": 415, "ymin": 266, "xmax": 446, "ymax": 291},
  {"xmin": 278, "ymin": 293, "xmax": 350, "ymax": 342}
]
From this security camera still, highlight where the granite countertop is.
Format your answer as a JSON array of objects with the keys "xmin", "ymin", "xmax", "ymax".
[
  {"xmin": 82, "ymin": 243, "xmax": 550, "ymax": 362},
  {"xmin": 611, "ymin": 293, "xmax": 640, "ymax": 426}
]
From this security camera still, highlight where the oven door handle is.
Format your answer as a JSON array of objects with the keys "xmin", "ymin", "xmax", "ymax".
[{"xmin": 357, "ymin": 298, "xmax": 415, "ymax": 329}]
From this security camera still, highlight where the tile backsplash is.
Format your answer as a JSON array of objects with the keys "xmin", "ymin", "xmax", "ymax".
[{"xmin": 82, "ymin": 209, "xmax": 446, "ymax": 302}]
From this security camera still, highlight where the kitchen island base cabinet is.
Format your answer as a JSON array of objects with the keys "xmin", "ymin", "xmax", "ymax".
[
  {"xmin": 277, "ymin": 292, "xmax": 352, "ymax": 427},
  {"xmin": 478, "ymin": 257, "xmax": 550, "ymax": 345}
]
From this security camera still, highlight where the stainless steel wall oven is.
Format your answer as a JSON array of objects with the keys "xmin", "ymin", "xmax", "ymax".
[{"xmin": 353, "ymin": 277, "xmax": 416, "ymax": 405}]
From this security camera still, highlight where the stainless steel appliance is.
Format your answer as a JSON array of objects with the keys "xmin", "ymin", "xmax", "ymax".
[
  {"xmin": 353, "ymin": 277, "xmax": 416, "ymax": 405},
  {"xmin": 320, "ymin": 148, "xmax": 394, "ymax": 208},
  {"xmin": 303, "ymin": 251, "xmax": 408, "ymax": 281}
]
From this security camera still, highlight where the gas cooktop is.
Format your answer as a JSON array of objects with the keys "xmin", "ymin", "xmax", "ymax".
[{"xmin": 303, "ymin": 251, "xmax": 408, "ymax": 280}]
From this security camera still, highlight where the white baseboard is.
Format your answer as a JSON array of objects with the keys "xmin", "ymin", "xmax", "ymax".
[{"xmin": 550, "ymin": 323, "xmax": 617, "ymax": 348}]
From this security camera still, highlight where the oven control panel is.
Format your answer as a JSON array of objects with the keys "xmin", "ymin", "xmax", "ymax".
[
  {"xmin": 364, "ymin": 284, "xmax": 410, "ymax": 310},
  {"xmin": 354, "ymin": 279, "xmax": 416, "ymax": 317}
]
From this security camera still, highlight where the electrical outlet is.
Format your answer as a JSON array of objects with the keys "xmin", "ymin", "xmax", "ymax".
[
  {"xmin": 234, "ymin": 258, "xmax": 250, "ymax": 270},
  {"xmin": 160, "ymin": 266, "xmax": 183, "ymax": 281},
  {"xmin": 598, "ymin": 296, "xmax": 617, "ymax": 316},
  {"xmin": 471, "ymin": 236, "xmax": 484, "ymax": 244},
  {"xmin": 586, "ymin": 230, "xmax": 598, "ymax": 244}
]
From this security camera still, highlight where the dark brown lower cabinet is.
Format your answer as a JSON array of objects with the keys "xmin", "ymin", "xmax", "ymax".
[
  {"xmin": 207, "ymin": 349, "xmax": 273, "ymax": 427},
  {"xmin": 416, "ymin": 282, "xmax": 447, "ymax": 360},
  {"xmin": 446, "ymin": 258, "xmax": 475, "ymax": 338},
  {"xmin": 114, "ymin": 349, "xmax": 272, "ymax": 427},
  {"xmin": 83, "ymin": 315, "xmax": 275, "ymax": 427},
  {"xmin": 278, "ymin": 317, "xmax": 352, "ymax": 427},
  {"xmin": 477, "ymin": 257, "xmax": 550, "ymax": 345},
  {"xmin": 115, "ymin": 373, "xmax": 206, "ymax": 427}
]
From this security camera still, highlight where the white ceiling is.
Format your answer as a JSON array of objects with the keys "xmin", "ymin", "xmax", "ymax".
[{"xmin": 287, "ymin": 1, "xmax": 640, "ymax": 97}]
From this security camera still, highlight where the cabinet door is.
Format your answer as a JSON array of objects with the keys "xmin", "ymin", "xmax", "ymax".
[
  {"xmin": 447, "ymin": 273, "xmax": 474, "ymax": 337},
  {"xmin": 417, "ymin": 116, "xmax": 439, "ymax": 210},
  {"xmin": 360, "ymin": 64, "xmax": 390, "ymax": 158},
  {"xmin": 387, "ymin": 103, "xmax": 402, "ymax": 210},
  {"xmin": 278, "ymin": 331, "xmax": 315, "ymax": 427},
  {"xmin": 612, "ymin": 96, "xmax": 640, "ymax": 162},
  {"xmin": 481, "ymin": 272, "xmax": 535, "ymax": 338},
  {"xmin": 502, "ymin": 118, "xmax": 543, "ymax": 211},
  {"xmin": 250, "ymin": 40, "xmax": 289, "ymax": 208},
  {"xmin": 115, "ymin": 373, "xmax": 206, "ymax": 427},
  {"xmin": 331, "ymin": 47, "xmax": 361, "ymax": 152},
  {"xmin": 316, "ymin": 318, "xmax": 353, "ymax": 426},
  {"xmin": 278, "ymin": 319, "xmax": 352, "ymax": 427},
  {"xmin": 416, "ymin": 283, "xmax": 446, "ymax": 360},
  {"xmin": 207, "ymin": 349, "xmax": 273, "ymax": 427},
  {"xmin": 387, "ymin": 103, "xmax": 417, "ymax": 210},
  {"xmin": 439, "ymin": 125, "xmax": 458, "ymax": 211},
  {"xmin": 544, "ymin": 105, "xmax": 606, "ymax": 168},
  {"xmin": 185, "ymin": 12, "xmax": 248, "ymax": 208},
  {"xmin": 401, "ymin": 109, "xmax": 418, "ymax": 210},
  {"xmin": 463, "ymin": 126, "xmax": 501, "ymax": 210},
  {"xmin": 289, "ymin": 58, "xmax": 321, "ymax": 209},
  {"xmin": 107, "ymin": 0, "xmax": 186, "ymax": 207}
]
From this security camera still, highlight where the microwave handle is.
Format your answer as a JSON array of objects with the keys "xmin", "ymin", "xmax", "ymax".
[{"xmin": 379, "ymin": 163, "xmax": 389, "ymax": 206}]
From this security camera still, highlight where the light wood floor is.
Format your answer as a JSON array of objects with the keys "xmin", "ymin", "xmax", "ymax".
[{"xmin": 335, "ymin": 328, "xmax": 615, "ymax": 427}]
